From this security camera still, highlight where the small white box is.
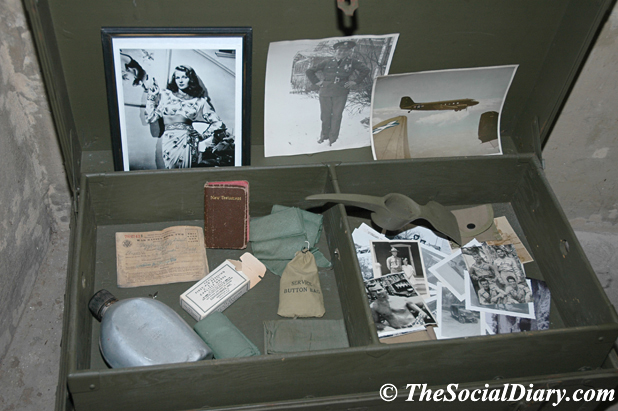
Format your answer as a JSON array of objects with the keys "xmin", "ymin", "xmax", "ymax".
[{"xmin": 180, "ymin": 260, "xmax": 250, "ymax": 321}]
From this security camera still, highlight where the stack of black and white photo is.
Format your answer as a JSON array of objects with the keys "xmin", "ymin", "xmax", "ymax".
[{"xmin": 352, "ymin": 220, "xmax": 550, "ymax": 341}]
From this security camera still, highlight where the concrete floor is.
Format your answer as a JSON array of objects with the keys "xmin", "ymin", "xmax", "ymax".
[{"xmin": 1, "ymin": 218, "xmax": 618, "ymax": 411}]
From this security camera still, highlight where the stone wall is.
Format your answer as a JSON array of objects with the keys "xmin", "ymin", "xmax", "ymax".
[
  {"xmin": 0, "ymin": 0, "xmax": 70, "ymax": 362},
  {"xmin": 544, "ymin": 6, "xmax": 618, "ymax": 234}
]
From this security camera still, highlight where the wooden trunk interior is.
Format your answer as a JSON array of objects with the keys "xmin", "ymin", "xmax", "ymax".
[
  {"xmin": 20, "ymin": 0, "xmax": 618, "ymax": 410},
  {"xmin": 63, "ymin": 156, "xmax": 618, "ymax": 411}
]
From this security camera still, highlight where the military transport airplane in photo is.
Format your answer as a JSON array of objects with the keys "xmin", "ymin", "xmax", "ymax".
[{"xmin": 400, "ymin": 96, "xmax": 479, "ymax": 112}]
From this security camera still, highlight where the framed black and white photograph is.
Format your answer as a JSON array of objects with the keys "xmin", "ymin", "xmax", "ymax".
[
  {"xmin": 264, "ymin": 34, "xmax": 398, "ymax": 157},
  {"xmin": 102, "ymin": 27, "xmax": 251, "ymax": 171}
]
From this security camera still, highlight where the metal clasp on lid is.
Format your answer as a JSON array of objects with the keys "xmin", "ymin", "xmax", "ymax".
[{"xmin": 337, "ymin": 0, "xmax": 358, "ymax": 16}]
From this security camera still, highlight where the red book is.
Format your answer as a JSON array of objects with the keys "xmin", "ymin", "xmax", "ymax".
[{"xmin": 204, "ymin": 181, "xmax": 249, "ymax": 249}]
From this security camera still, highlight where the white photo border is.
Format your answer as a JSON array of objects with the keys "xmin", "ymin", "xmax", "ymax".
[{"xmin": 102, "ymin": 27, "xmax": 252, "ymax": 171}]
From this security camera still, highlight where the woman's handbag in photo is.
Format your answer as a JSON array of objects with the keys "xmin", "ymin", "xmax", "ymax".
[
  {"xmin": 277, "ymin": 249, "xmax": 325, "ymax": 318},
  {"xmin": 149, "ymin": 117, "xmax": 165, "ymax": 138}
]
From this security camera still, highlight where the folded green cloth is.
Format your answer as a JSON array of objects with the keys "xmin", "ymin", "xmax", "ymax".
[
  {"xmin": 250, "ymin": 207, "xmax": 307, "ymax": 243},
  {"xmin": 194, "ymin": 312, "xmax": 260, "ymax": 359},
  {"xmin": 271, "ymin": 205, "xmax": 323, "ymax": 246},
  {"xmin": 250, "ymin": 207, "xmax": 308, "ymax": 260},
  {"xmin": 263, "ymin": 319, "xmax": 349, "ymax": 354},
  {"xmin": 250, "ymin": 206, "xmax": 331, "ymax": 275}
]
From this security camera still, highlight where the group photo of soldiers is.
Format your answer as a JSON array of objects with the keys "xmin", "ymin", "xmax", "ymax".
[{"xmin": 461, "ymin": 243, "xmax": 533, "ymax": 306}]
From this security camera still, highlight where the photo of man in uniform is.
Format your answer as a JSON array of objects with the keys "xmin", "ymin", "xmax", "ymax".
[
  {"xmin": 467, "ymin": 253, "xmax": 496, "ymax": 281},
  {"xmin": 477, "ymin": 278, "xmax": 507, "ymax": 305},
  {"xmin": 493, "ymin": 246, "xmax": 524, "ymax": 287},
  {"xmin": 306, "ymin": 40, "xmax": 370, "ymax": 146},
  {"xmin": 385, "ymin": 246, "xmax": 403, "ymax": 274},
  {"xmin": 264, "ymin": 34, "xmax": 398, "ymax": 157},
  {"xmin": 505, "ymin": 276, "xmax": 532, "ymax": 304},
  {"xmin": 370, "ymin": 240, "xmax": 430, "ymax": 299}
]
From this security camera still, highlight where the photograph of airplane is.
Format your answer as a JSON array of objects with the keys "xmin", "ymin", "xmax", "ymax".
[
  {"xmin": 370, "ymin": 65, "xmax": 517, "ymax": 159},
  {"xmin": 400, "ymin": 96, "xmax": 479, "ymax": 112}
]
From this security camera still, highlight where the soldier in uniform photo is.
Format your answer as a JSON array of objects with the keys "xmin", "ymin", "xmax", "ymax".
[
  {"xmin": 306, "ymin": 40, "xmax": 370, "ymax": 146},
  {"xmin": 493, "ymin": 246, "xmax": 524, "ymax": 287},
  {"xmin": 385, "ymin": 247, "xmax": 403, "ymax": 274},
  {"xmin": 477, "ymin": 278, "xmax": 507, "ymax": 305},
  {"xmin": 467, "ymin": 252, "xmax": 499, "ymax": 283},
  {"xmin": 505, "ymin": 276, "xmax": 532, "ymax": 304}
]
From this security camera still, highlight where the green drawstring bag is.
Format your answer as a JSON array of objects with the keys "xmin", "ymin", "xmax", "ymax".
[{"xmin": 277, "ymin": 250, "xmax": 325, "ymax": 318}]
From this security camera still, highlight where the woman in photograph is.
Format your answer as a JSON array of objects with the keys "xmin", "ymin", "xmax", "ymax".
[
  {"xmin": 125, "ymin": 58, "xmax": 234, "ymax": 168},
  {"xmin": 402, "ymin": 257, "xmax": 416, "ymax": 283}
]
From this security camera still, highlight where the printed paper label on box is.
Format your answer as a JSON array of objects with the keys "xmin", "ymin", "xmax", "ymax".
[{"xmin": 180, "ymin": 261, "xmax": 249, "ymax": 321}]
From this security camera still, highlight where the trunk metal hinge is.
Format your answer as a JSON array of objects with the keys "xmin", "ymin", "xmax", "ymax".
[
  {"xmin": 337, "ymin": 0, "xmax": 358, "ymax": 16},
  {"xmin": 336, "ymin": 0, "xmax": 358, "ymax": 35}
]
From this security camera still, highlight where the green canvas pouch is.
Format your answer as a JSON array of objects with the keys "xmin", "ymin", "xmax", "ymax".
[
  {"xmin": 249, "ymin": 207, "xmax": 308, "ymax": 260},
  {"xmin": 277, "ymin": 250, "xmax": 325, "ymax": 318},
  {"xmin": 271, "ymin": 205, "xmax": 323, "ymax": 246},
  {"xmin": 250, "ymin": 207, "xmax": 306, "ymax": 242},
  {"xmin": 263, "ymin": 319, "xmax": 349, "ymax": 354},
  {"xmin": 250, "ymin": 206, "xmax": 331, "ymax": 275},
  {"xmin": 193, "ymin": 312, "xmax": 260, "ymax": 359}
]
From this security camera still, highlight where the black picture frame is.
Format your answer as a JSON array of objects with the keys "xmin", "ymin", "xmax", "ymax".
[{"xmin": 102, "ymin": 27, "xmax": 251, "ymax": 171}]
